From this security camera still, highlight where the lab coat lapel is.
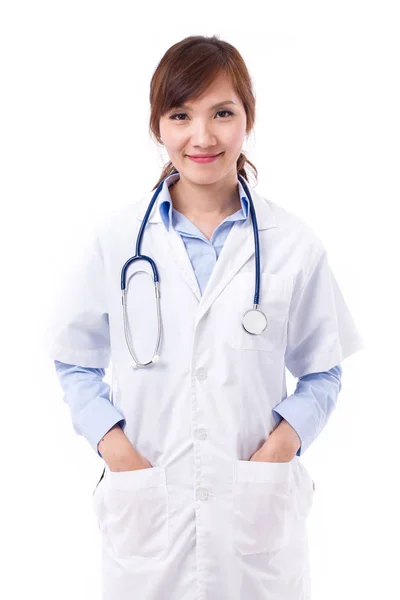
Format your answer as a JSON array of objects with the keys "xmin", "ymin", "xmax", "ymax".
[
  {"xmin": 196, "ymin": 187, "xmax": 278, "ymax": 327},
  {"xmin": 195, "ymin": 218, "xmax": 254, "ymax": 326},
  {"xmin": 161, "ymin": 215, "xmax": 257, "ymax": 319},
  {"xmin": 135, "ymin": 189, "xmax": 202, "ymax": 302},
  {"xmin": 135, "ymin": 184, "xmax": 277, "ymax": 323},
  {"xmin": 164, "ymin": 226, "xmax": 202, "ymax": 301}
]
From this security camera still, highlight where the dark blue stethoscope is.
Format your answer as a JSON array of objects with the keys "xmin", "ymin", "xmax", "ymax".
[{"xmin": 121, "ymin": 169, "xmax": 267, "ymax": 368}]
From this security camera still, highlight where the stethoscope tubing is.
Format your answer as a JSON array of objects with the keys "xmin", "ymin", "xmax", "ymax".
[
  {"xmin": 120, "ymin": 170, "xmax": 261, "ymax": 305},
  {"xmin": 120, "ymin": 169, "xmax": 263, "ymax": 367}
]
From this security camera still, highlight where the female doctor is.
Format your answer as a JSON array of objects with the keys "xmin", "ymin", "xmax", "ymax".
[{"xmin": 48, "ymin": 35, "xmax": 364, "ymax": 600}]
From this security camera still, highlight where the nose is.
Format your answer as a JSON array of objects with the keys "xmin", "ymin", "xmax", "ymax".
[{"xmin": 189, "ymin": 119, "xmax": 217, "ymax": 147}]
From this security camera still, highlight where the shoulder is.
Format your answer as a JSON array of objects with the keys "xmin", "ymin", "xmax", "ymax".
[
  {"xmin": 256, "ymin": 193, "xmax": 327, "ymax": 285},
  {"xmin": 92, "ymin": 196, "xmax": 147, "ymax": 243},
  {"xmin": 263, "ymin": 195, "xmax": 325, "ymax": 258},
  {"xmin": 268, "ymin": 198, "xmax": 324, "ymax": 252}
]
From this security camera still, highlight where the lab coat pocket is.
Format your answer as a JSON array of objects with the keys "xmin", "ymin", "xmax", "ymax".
[
  {"xmin": 228, "ymin": 272, "xmax": 292, "ymax": 351},
  {"xmin": 104, "ymin": 466, "xmax": 169, "ymax": 560},
  {"xmin": 92, "ymin": 467, "xmax": 106, "ymax": 530},
  {"xmin": 233, "ymin": 459, "xmax": 294, "ymax": 555},
  {"xmin": 292, "ymin": 458, "xmax": 315, "ymax": 521}
]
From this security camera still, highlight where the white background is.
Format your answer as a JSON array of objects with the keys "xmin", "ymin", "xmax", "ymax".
[{"xmin": 1, "ymin": 1, "xmax": 399, "ymax": 598}]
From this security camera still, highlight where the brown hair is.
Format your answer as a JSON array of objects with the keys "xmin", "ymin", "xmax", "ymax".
[{"xmin": 148, "ymin": 35, "xmax": 258, "ymax": 191}]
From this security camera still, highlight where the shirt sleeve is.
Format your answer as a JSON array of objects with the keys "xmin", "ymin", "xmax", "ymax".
[
  {"xmin": 44, "ymin": 227, "xmax": 111, "ymax": 368},
  {"xmin": 272, "ymin": 364, "xmax": 342, "ymax": 455},
  {"xmin": 54, "ymin": 360, "xmax": 126, "ymax": 457},
  {"xmin": 284, "ymin": 249, "xmax": 364, "ymax": 378}
]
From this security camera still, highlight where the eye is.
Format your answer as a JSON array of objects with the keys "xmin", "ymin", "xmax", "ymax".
[
  {"xmin": 216, "ymin": 110, "xmax": 234, "ymax": 118},
  {"xmin": 169, "ymin": 113, "xmax": 187, "ymax": 121},
  {"xmin": 169, "ymin": 109, "xmax": 234, "ymax": 121}
]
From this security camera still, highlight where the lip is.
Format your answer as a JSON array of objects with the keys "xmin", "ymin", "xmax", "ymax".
[{"xmin": 187, "ymin": 152, "xmax": 223, "ymax": 163}]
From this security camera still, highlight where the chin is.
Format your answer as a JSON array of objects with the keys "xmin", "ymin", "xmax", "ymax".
[{"xmin": 183, "ymin": 171, "xmax": 223, "ymax": 185}]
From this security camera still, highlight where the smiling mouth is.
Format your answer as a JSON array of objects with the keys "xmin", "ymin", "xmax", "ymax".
[{"xmin": 187, "ymin": 152, "xmax": 223, "ymax": 158}]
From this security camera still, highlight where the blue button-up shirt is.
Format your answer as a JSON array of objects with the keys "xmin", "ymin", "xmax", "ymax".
[{"xmin": 54, "ymin": 173, "xmax": 342, "ymax": 458}]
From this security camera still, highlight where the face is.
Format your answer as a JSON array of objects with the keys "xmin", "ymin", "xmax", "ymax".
[{"xmin": 159, "ymin": 73, "xmax": 247, "ymax": 187}]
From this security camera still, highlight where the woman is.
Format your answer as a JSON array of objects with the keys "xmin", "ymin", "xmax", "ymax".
[{"xmin": 48, "ymin": 35, "xmax": 364, "ymax": 600}]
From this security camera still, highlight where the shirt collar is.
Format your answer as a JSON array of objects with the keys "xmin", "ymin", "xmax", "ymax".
[{"xmin": 158, "ymin": 172, "xmax": 250, "ymax": 232}]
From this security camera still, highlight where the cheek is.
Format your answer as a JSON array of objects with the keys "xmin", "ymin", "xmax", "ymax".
[
  {"xmin": 159, "ymin": 121, "xmax": 182, "ymax": 151},
  {"xmin": 223, "ymin": 126, "xmax": 246, "ymax": 151},
  {"xmin": 162, "ymin": 132, "xmax": 186, "ymax": 154}
]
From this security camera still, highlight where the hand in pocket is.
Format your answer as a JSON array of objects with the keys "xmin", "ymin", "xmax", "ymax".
[{"xmin": 109, "ymin": 452, "xmax": 153, "ymax": 472}]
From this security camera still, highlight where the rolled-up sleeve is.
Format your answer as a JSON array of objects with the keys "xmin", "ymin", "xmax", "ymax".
[
  {"xmin": 272, "ymin": 364, "xmax": 342, "ymax": 455},
  {"xmin": 54, "ymin": 360, "xmax": 125, "ymax": 457}
]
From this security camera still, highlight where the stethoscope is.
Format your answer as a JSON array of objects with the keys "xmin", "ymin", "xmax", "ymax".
[{"xmin": 121, "ymin": 169, "xmax": 267, "ymax": 368}]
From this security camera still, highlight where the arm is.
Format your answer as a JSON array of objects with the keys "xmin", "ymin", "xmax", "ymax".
[
  {"xmin": 47, "ymin": 228, "xmax": 151, "ymax": 470},
  {"xmin": 251, "ymin": 365, "xmax": 342, "ymax": 462},
  {"xmin": 54, "ymin": 360, "xmax": 125, "ymax": 457},
  {"xmin": 251, "ymin": 245, "xmax": 363, "ymax": 463},
  {"xmin": 54, "ymin": 361, "xmax": 151, "ymax": 470}
]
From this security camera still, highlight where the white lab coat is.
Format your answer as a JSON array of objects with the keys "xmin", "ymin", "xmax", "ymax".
[{"xmin": 46, "ymin": 183, "xmax": 364, "ymax": 599}]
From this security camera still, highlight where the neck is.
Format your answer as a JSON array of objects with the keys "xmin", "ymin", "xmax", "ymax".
[{"xmin": 168, "ymin": 172, "xmax": 242, "ymax": 221}]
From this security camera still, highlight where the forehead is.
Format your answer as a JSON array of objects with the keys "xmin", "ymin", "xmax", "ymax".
[{"xmin": 175, "ymin": 74, "xmax": 240, "ymax": 109}]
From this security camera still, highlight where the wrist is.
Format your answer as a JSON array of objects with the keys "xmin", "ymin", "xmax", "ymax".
[
  {"xmin": 98, "ymin": 425, "xmax": 136, "ymax": 461},
  {"xmin": 269, "ymin": 418, "xmax": 301, "ymax": 454}
]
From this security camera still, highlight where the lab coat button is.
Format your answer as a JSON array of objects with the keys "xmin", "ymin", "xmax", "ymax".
[
  {"xmin": 196, "ymin": 368, "xmax": 207, "ymax": 381},
  {"xmin": 196, "ymin": 488, "xmax": 208, "ymax": 501},
  {"xmin": 195, "ymin": 428, "xmax": 207, "ymax": 440}
]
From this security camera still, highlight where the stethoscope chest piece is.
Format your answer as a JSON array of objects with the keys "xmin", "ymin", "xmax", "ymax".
[{"xmin": 242, "ymin": 308, "xmax": 268, "ymax": 335}]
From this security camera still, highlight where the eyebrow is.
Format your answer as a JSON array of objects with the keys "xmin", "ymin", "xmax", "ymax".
[{"xmin": 171, "ymin": 100, "xmax": 237, "ymax": 111}]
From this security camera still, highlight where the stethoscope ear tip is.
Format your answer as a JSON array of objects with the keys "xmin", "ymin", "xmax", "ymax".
[
  {"xmin": 129, "ymin": 360, "xmax": 139, "ymax": 369},
  {"xmin": 152, "ymin": 354, "xmax": 160, "ymax": 364}
]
